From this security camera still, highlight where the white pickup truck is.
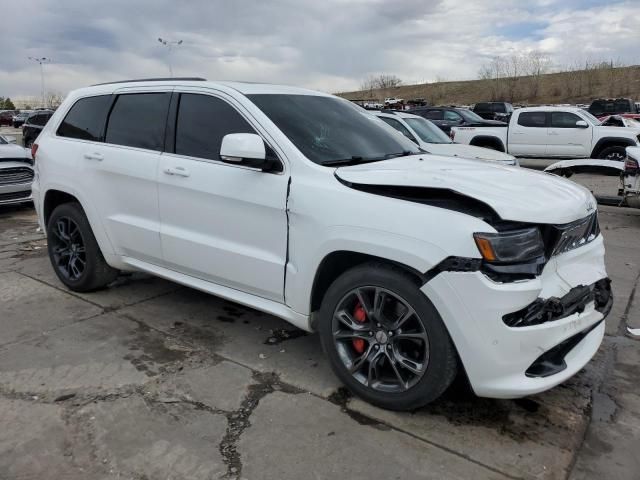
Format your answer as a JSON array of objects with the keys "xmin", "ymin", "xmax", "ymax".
[{"xmin": 452, "ymin": 106, "xmax": 640, "ymax": 160}]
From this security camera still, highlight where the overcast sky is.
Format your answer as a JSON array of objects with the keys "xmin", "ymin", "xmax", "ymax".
[{"xmin": 1, "ymin": 0, "xmax": 639, "ymax": 100}]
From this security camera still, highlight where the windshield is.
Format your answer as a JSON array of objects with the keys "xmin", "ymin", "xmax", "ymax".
[
  {"xmin": 457, "ymin": 109, "xmax": 485, "ymax": 122},
  {"xmin": 405, "ymin": 117, "xmax": 452, "ymax": 144},
  {"xmin": 0, "ymin": 136, "xmax": 7, "ymax": 145},
  {"xmin": 581, "ymin": 111, "xmax": 601, "ymax": 126},
  {"xmin": 247, "ymin": 94, "xmax": 420, "ymax": 165}
]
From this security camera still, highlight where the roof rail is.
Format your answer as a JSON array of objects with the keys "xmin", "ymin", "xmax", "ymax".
[{"xmin": 91, "ymin": 77, "xmax": 207, "ymax": 86}]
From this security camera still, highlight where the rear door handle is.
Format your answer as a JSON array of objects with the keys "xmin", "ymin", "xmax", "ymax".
[
  {"xmin": 163, "ymin": 166, "xmax": 190, "ymax": 177},
  {"xmin": 83, "ymin": 152, "xmax": 103, "ymax": 161}
]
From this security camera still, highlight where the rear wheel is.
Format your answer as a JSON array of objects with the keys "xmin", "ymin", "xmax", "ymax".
[
  {"xmin": 47, "ymin": 202, "xmax": 118, "ymax": 292},
  {"xmin": 598, "ymin": 145, "xmax": 626, "ymax": 161},
  {"xmin": 318, "ymin": 263, "xmax": 458, "ymax": 411}
]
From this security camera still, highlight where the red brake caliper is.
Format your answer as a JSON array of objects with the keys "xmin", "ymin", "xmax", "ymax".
[{"xmin": 352, "ymin": 301, "xmax": 367, "ymax": 354}]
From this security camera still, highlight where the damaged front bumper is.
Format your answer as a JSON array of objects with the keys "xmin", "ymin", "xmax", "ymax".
[{"xmin": 421, "ymin": 235, "xmax": 610, "ymax": 398}]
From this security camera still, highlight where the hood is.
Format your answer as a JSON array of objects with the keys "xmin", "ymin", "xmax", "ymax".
[
  {"xmin": 335, "ymin": 155, "xmax": 595, "ymax": 224},
  {"xmin": 423, "ymin": 142, "xmax": 516, "ymax": 164},
  {"xmin": 0, "ymin": 143, "xmax": 30, "ymax": 160}
]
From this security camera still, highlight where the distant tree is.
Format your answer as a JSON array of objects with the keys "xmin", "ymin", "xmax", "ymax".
[
  {"xmin": 359, "ymin": 74, "xmax": 403, "ymax": 97},
  {"xmin": 3, "ymin": 97, "xmax": 15, "ymax": 110},
  {"xmin": 45, "ymin": 91, "xmax": 65, "ymax": 109}
]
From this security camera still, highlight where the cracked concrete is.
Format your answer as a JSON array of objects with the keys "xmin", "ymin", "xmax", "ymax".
[{"xmin": 1, "ymin": 203, "xmax": 639, "ymax": 480}]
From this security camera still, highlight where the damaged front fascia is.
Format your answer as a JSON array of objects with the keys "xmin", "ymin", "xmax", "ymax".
[{"xmin": 503, "ymin": 278, "xmax": 612, "ymax": 328}]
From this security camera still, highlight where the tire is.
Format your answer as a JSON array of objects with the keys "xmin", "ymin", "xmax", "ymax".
[
  {"xmin": 318, "ymin": 262, "xmax": 458, "ymax": 411},
  {"xmin": 598, "ymin": 145, "xmax": 626, "ymax": 161},
  {"xmin": 46, "ymin": 202, "xmax": 118, "ymax": 292},
  {"xmin": 24, "ymin": 137, "xmax": 33, "ymax": 148}
]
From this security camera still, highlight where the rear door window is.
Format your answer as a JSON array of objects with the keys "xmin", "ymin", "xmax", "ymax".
[
  {"xmin": 174, "ymin": 93, "xmax": 256, "ymax": 161},
  {"xmin": 57, "ymin": 95, "xmax": 112, "ymax": 141},
  {"xmin": 443, "ymin": 110, "xmax": 462, "ymax": 122},
  {"xmin": 517, "ymin": 112, "xmax": 547, "ymax": 128},
  {"xmin": 105, "ymin": 93, "xmax": 171, "ymax": 151}
]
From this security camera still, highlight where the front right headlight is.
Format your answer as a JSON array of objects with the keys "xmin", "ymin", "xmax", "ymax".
[{"xmin": 473, "ymin": 228, "xmax": 545, "ymax": 263}]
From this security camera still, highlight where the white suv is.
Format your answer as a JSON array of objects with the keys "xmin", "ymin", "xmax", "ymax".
[{"xmin": 32, "ymin": 79, "xmax": 612, "ymax": 410}]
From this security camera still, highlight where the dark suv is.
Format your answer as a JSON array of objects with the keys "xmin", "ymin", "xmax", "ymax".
[
  {"xmin": 472, "ymin": 102, "xmax": 514, "ymax": 121},
  {"xmin": 588, "ymin": 98, "xmax": 637, "ymax": 119},
  {"xmin": 408, "ymin": 106, "xmax": 507, "ymax": 134},
  {"xmin": 22, "ymin": 110, "xmax": 54, "ymax": 147}
]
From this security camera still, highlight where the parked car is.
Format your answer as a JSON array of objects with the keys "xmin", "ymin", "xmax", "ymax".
[
  {"xmin": 408, "ymin": 106, "xmax": 507, "ymax": 134},
  {"xmin": 588, "ymin": 98, "xmax": 637, "ymax": 119},
  {"xmin": 451, "ymin": 106, "xmax": 640, "ymax": 160},
  {"xmin": 32, "ymin": 78, "xmax": 612, "ymax": 410},
  {"xmin": 373, "ymin": 111, "xmax": 518, "ymax": 165},
  {"xmin": 12, "ymin": 111, "xmax": 33, "ymax": 128},
  {"xmin": 0, "ymin": 134, "xmax": 34, "ymax": 205},
  {"xmin": 599, "ymin": 114, "xmax": 640, "ymax": 128},
  {"xmin": 0, "ymin": 111, "xmax": 16, "ymax": 126},
  {"xmin": 384, "ymin": 97, "xmax": 403, "ymax": 105},
  {"xmin": 22, "ymin": 110, "xmax": 53, "ymax": 147},
  {"xmin": 622, "ymin": 147, "xmax": 640, "ymax": 209},
  {"xmin": 472, "ymin": 102, "xmax": 514, "ymax": 121}
]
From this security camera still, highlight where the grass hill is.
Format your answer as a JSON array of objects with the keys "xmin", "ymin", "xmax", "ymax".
[{"xmin": 338, "ymin": 65, "xmax": 640, "ymax": 107}]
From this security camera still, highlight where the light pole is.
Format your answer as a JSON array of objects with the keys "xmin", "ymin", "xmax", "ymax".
[
  {"xmin": 157, "ymin": 38, "xmax": 183, "ymax": 77},
  {"xmin": 28, "ymin": 57, "xmax": 51, "ymax": 108}
]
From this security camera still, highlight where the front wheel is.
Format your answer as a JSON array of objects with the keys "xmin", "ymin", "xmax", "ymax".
[
  {"xmin": 598, "ymin": 145, "xmax": 626, "ymax": 161},
  {"xmin": 318, "ymin": 263, "xmax": 458, "ymax": 411}
]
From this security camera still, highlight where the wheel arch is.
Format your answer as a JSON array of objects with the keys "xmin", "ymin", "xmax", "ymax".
[
  {"xmin": 42, "ymin": 187, "xmax": 116, "ymax": 258},
  {"xmin": 591, "ymin": 137, "xmax": 636, "ymax": 158},
  {"xmin": 308, "ymin": 251, "xmax": 427, "ymax": 329},
  {"xmin": 469, "ymin": 135, "xmax": 506, "ymax": 152}
]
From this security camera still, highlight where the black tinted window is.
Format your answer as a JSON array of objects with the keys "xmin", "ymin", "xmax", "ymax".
[
  {"xmin": 518, "ymin": 112, "xmax": 546, "ymax": 127},
  {"xmin": 58, "ymin": 96, "xmax": 112, "ymax": 141},
  {"xmin": 551, "ymin": 112, "xmax": 582, "ymax": 128},
  {"xmin": 474, "ymin": 103, "xmax": 490, "ymax": 112},
  {"xmin": 175, "ymin": 94, "xmax": 256, "ymax": 160},
  {"xmin": 105, "ymin": 93, "xmax": 171, "ymax": 150},
  {"xmin": 29, "ymin": 114, "xmax": 45, "ymax": 126},
  {"xmin": 421, "ymin": 110, "xmax": 443, "ymax": 120}
]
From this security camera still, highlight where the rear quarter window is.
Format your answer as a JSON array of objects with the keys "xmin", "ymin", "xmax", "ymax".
[{"xmin": 57, "ymin": 95, "xmax": 112, "ymax": 141}]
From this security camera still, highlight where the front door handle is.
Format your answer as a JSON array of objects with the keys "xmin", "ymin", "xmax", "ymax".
[
  {"xmin": 163, "ymin": 166, "xmax": 190, "ymax": 177},
  {"xmin": 83, "ymin": 152, "xmax": 104, "ymax": 161},
  {"xmin": 548, "ymin": 131, "xmax": 560, "ymax": 136}
]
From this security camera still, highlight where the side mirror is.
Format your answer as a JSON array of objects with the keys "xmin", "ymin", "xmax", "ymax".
[
  {"xmin": 575, "ymin": 120, "xmax": 589, "ymax": 128},
  {"xmin": 220, "ymin": 133, "xmax": 265, "ymax": 163},
  {"xmin": 220, "ymin": 133, "xmax": 281, "ymax": 172}
]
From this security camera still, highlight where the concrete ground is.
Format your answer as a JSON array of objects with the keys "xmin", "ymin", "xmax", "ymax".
[{"xmin": 1, "ymin": 195, "xmax": 639, "ymax": 479}]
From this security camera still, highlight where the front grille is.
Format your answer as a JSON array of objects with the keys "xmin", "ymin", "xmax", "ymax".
[
  {"xmin": 0, "ymin": 167, "xmax": 34, "ymax": 186},
  {"xmin": 547, "ymin": 212, "xmax": 599, "ymax": 257},
  {"xmin": 0, "ymin": 190, "xmax": 31, "ymax": 202}
]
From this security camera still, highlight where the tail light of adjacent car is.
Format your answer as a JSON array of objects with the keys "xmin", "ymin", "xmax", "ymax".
[
  {"xmin": 624, "ymin": 156, "xmax": 639, "ymax": 174},
  {"xmin": 31, "ymin": 143, "xmax": 39, "ymax": 162}
]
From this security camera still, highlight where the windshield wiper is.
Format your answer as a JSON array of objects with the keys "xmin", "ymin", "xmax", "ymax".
[
  {"xmin": 323, "ymin": 150, "xmax": 417, "ymax": 167},
  {"xmin": 323, "ymin": 156, "xmax": 385, "ymax": 166},
  {"xmin": 384, "ymin": 150, "xmax": 415, "ymax": 159}
]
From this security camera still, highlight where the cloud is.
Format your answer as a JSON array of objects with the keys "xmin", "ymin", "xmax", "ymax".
[{"xmin": 0, "ymin": 0, "xmax": 637, "ymax": 100}]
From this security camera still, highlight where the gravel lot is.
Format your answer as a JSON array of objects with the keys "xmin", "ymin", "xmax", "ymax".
[{"xmin": 1, "ymin": 180, "xmax": 639, "ymax": 479}]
